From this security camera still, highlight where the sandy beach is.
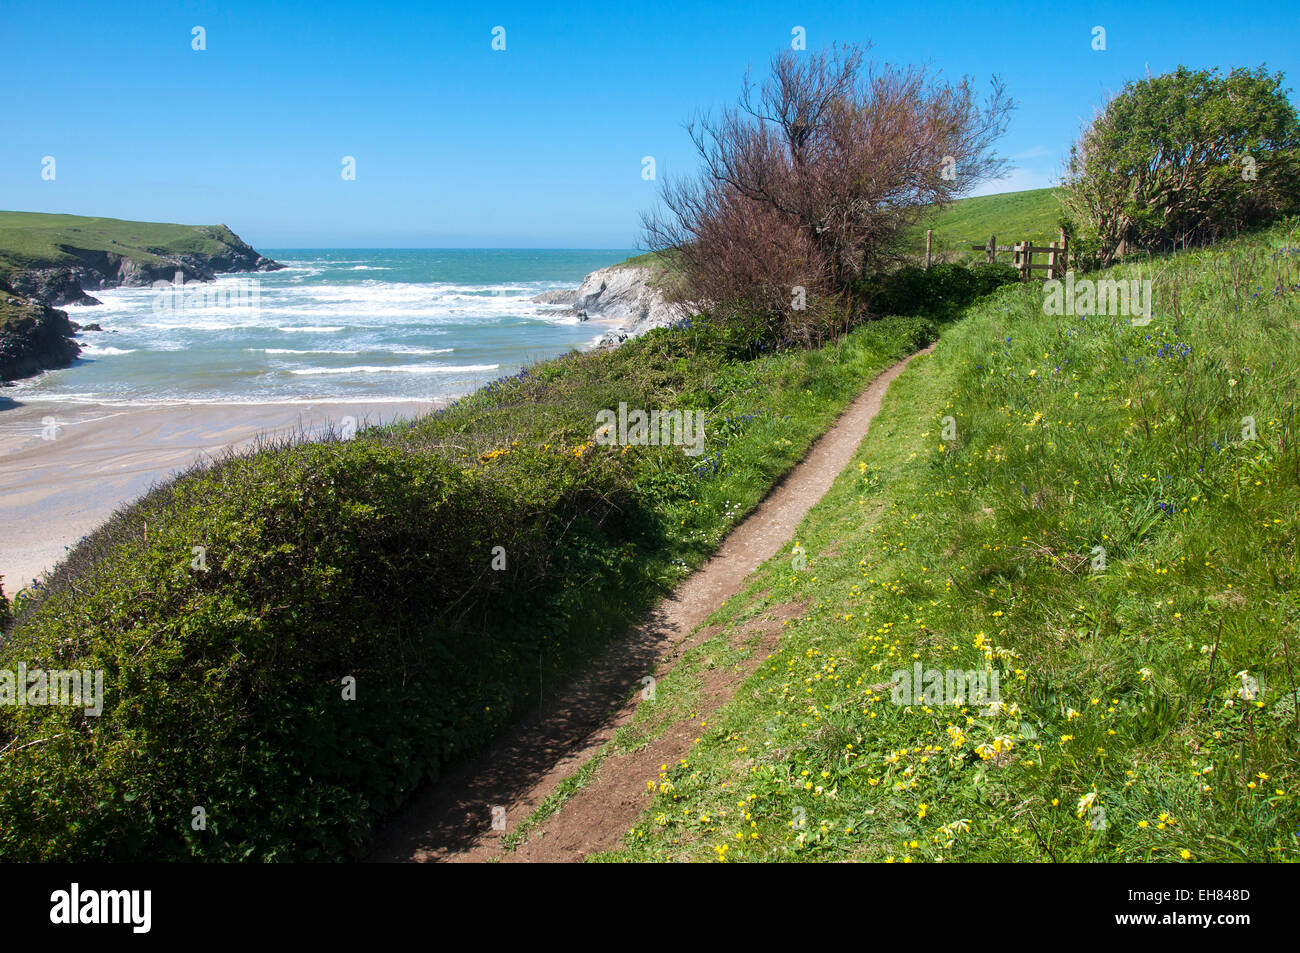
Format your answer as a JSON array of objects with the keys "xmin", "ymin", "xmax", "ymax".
[{"xmin": 0, "ymin": 398, "xmax": 438, "ymax": 593}]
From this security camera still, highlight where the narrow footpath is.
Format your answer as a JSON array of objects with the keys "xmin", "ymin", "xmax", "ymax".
[{"xmin": 367, "ymin": 345, "xmax": 934, "ymax": 862}]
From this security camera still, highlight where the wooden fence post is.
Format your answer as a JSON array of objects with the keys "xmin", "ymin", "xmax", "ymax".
[
  {"xmin": 925, "ymin": 229, "xmax": 932, "ymax": 270},
  {"xmin": 986, "ymin": 234, "xmax": 996, "ymax": 266}
]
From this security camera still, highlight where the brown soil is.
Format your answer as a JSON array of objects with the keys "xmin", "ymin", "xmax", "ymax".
[{"xmin": 366, "ymin": 346, "xmax": 933, "ymax": 863}]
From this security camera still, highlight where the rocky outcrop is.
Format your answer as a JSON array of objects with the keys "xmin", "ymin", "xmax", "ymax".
[
  {"xmin": 0, "ymin": 280, "xmax": 80, "ymax": 383},
  {"xmin": 7, "ymin": 237, "xmax": 282, "ymax": 309},
  {"xmin": 0, "ymin": 222, "xmax": 281, "ymax": 381},
  {"xmin": 535, "ymin": 264, "xmax": 689, "ymax": 347},
  {"xmin": 531, "ymin": 288, "xmax": 579, "ymax": 306},
  {"xmin": 7, "ymin": 268, "xmax": 102, "ymax": 307}
]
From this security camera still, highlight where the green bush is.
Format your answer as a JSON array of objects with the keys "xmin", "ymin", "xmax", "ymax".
[
  {"xmin": 0, "ymin": 313, "xmax": 934, "ymax": 860},
  {"xmin": 857, "ymin": 262, "xmax": 1020, "ymax": 322},
  {"xmin": 1061, "ymin": 65, "xmax": 1300, "ymax": 264}
]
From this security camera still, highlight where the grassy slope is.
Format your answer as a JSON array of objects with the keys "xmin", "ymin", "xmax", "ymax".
[
  {"xmin": 596, "ymin": 221, "xmax": 1300, "ymax": 862},
  {"xmin": 912, "ymin": 187, "xmax": 1063, "ymax": 261},
  {"xmin": 0, "ymin": 210, "xmax": 245, "ymax": 276},
  {"xmin": 0, "ymin": 311, "xmax": 935, "ymax": 860}
]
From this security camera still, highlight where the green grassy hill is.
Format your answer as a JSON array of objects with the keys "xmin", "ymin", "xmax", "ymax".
[
  {"xmin": 0, "ymin": 210, "xmax": 254, "ymax": 279},
  {"xmin": 599, "ymin": 220, "xmax": 1300, "ymax": 862},
  {"xmin": 912, "ymin": 187, "xmax": 1063, "ymax": 262},
  {"xmin": 0, "ymin": 210, "xmax": 275, "ymax": 380}
]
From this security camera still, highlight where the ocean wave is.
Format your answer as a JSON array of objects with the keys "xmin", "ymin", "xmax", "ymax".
[
  {"xmin": 288, "ymin": 363, "xmax": 499, "ymax": 376},
  {"xmin": 78, "ymin": 345, "xmax": 137, "ymax": 356},
  {"xmin": 252, "ymin": 346, "xmax": 453, "ymax": 356},
  {"xmin": 8, "ymin": 394, "xmax": 447, "ymax": 407}
]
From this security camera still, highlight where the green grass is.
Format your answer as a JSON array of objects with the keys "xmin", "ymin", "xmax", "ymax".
[
  {"xmin": 0, "ymin": 308, "xmax": 938, "ymax": 861},
  {"xmin": 0, "ymin": 294, "xmax": 46, "ymax": 335},
  {"xmin": 596, "ymin": 220, "xmax": 1300, "ymax": 863},
  {"xmin": 618, "ymin": 249, "xmax": 676, "ymax": 270},
  {"xmin": 911, "ymin": 187, "xmax": 1064, "ymax": 262},
  {"xmin": 0, "ymin": 210, "xmax": 251, "ymax": 278}
]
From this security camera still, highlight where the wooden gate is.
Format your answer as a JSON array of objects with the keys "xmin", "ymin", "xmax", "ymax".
[
  {"xmin": 956, "ymin": 227, "xmax": 1070, "ymax": 280},
  {"xmin": 1013, "ymin": 229, "xmax": 1069, "ymax": 281}
]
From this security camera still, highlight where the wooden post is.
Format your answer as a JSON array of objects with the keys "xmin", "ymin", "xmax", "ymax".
[
  {"xmin": 1014, "ymin": 241, "xmax": 1031, "ymax": 281},
  {"xmin": 1047, "ymin": 241, "xmax": 1059, "ymax": 280},
  {"xmin": 986, "ymin": 234, "xmax": 996, "ymax": 266},
  {"xmin": 1059, "ymin": 227, "xmax": 1069, "ymax": 276},
  {"xmin": 925, "ymin": 229, "xmax": 932, "ymax": 270}
]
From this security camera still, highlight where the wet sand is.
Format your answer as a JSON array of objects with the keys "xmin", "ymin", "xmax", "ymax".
[{"xmin": 0, "ymin": 399, "xmax": 438, "ymax": 593}]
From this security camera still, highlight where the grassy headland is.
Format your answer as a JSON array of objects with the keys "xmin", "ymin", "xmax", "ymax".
[
  {"xmin": 0, "ymin": 210, "xmax": 278, "ymax": 382},
  {"xmin": 592, "ymin": 221, "xmax": 1300, "ymax": 862},
  {"xmin": 0, "ymin": 210, "xmax": 267, "ymax": 284}
]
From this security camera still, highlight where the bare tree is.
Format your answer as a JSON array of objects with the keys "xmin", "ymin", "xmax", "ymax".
[{"xmin": 644, "ymin": 43, "xmax": 1012, "ymax": 334}]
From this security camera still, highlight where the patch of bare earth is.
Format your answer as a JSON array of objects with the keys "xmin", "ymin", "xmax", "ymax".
[{"xmin": 366, "ymin": 345, "xmax": 934, "ymax": 863}]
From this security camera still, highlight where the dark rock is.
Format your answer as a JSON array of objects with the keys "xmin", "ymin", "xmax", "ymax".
[
  {"xmin": 8, "ymin": 267, "xmax": 101, "ymax": 306},
  {"xmin": 531, "ymin": 288, "xmax": 579, "ymax": 306},
  {"xmin": 0, "ymin": 293, "xmax": 81, "ymax": 383},
  {"xmin": 5, "ymin": 225, "xmax": 282, "ymax": 310}
]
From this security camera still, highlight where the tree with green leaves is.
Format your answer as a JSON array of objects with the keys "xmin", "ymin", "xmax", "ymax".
[{"xmin": 1060, "ymin": 66, "xmax": 1300, "ymax": 265}]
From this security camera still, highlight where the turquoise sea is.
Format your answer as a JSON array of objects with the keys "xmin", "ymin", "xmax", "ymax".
[{"xmin": 8, "ymin": 249, "xmax": 637, "ymax": 404}]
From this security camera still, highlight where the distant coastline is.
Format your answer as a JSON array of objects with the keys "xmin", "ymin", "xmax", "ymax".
[{"xmin": 0, "ymin": 211, "xmax": 282, "ymax": 383}]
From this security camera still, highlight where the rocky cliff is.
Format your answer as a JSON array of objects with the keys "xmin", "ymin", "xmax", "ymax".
[
  {"xmin": 534, "ymin": 263, "xmax": 689, "ymax": 347},
  {"xmin": 0, "ymin": 217, "xmax": 281, "ymax": 381},
  {"xmin": 0, "ymin": 278, "xmax": 80, "ymax": 383},
  {"xmin": 5, "ymin": 227, "xmax": 282, "ymax": 308}
]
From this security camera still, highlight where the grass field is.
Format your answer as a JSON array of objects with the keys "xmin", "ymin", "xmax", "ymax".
[
  {"xmin": 593, "ymin": 220, "xmax": 1300, "ymax": 862},
  {"xmin": 911, "ymin": 187, "xmax": 1064, "ymax": 262},
  {"xmin": 0, "ymin": 210, "xmax": 250, "ymax": 278}
]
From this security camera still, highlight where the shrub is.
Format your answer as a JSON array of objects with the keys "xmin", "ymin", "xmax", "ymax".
[
  {"xmin": 857, "ymin": 262, "xmax": 1020, "ymax": 321},
  {"xmin": 0, "ymin": 314, "xmax": 934, "ymax": 860},
  {"xmin": 643, "ymin": 44, "xmax": 1012, "ymax": 344},
  {"xmin": 1060, "ymin": 66, "xmax": 1300, "ymax": 265}
]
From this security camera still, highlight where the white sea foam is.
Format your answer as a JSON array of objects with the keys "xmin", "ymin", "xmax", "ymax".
[
  {"xmin": 15, "ymin": 251, "xmax": 627, "ymax": 405},
  {"xmin": 288, "ymin": 363, "xmax": 499, "ymax": 376},
  {"xmin": 254, "ymin": 348, "xmax": 356, "ymax": 355},
  {"xmin": 253, "ymin": 346, "xmax": 452, "ymax": 356},
  {"xmin": 78, "ymin": 345, "xmax": 137, "ymax": 356}
]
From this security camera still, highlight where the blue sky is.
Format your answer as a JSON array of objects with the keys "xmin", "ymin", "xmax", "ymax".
[{"xmin": 3, "ymin": 0, "xmax": 1298, "ymax": 248}]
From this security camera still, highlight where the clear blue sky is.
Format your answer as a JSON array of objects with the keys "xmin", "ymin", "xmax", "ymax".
[{"xmin": 3, "ymin": 0, "xmax": 1297, "ymax": 248}]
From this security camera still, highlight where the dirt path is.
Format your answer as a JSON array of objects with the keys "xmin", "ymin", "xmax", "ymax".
[{"xmin": 367, "ymin": 346, "xmax": 934, "ymax": 863}]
